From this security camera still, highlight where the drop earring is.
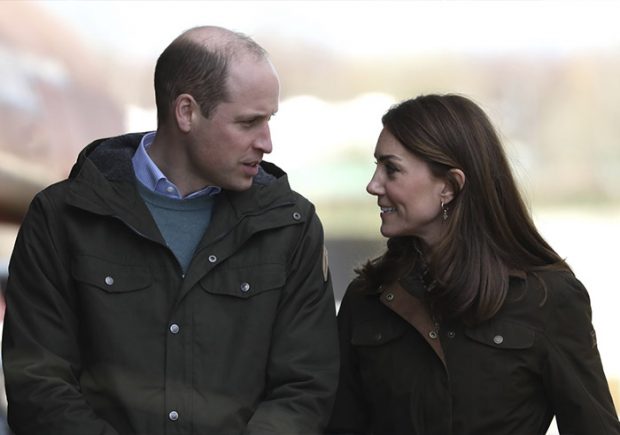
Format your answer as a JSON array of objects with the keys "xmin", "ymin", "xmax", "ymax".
[{"xmin": 441, "ymin": 200, "xmax": 448, "ymax": 221}]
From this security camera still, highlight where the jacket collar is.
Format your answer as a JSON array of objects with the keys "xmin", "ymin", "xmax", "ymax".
[{"xmin": 66, "ymin": 133, "xmax": 297, "ymax": 237}]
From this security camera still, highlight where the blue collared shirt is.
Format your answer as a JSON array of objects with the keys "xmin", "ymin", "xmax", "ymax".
[{"xmin": 131, "ymin": 132, "xmax": 221, "ymax": 199}]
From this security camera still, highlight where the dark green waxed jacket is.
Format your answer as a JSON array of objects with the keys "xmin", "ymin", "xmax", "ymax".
[
  {"xmin": 327, "ymin": 269, "xmax": 620, "ymax": 435},
  {"xmin": 2, "ymin": 133, "xmax": 339, "ymax": 435}
]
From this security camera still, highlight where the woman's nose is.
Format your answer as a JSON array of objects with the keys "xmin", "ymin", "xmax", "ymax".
[{"xmin": 366, "ymin": 173, "xmax": 383, "ymax": 196}]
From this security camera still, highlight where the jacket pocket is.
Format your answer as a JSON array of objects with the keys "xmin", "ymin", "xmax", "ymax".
[
  {"xmin": 465, "ymin": 319, "xmax": 535, "ymax": 349},
  {"xmin": 199, "ymin": 263, "xmax": 286, "ymax": 299},
  {"xmin": 351, "ymin": 318, "xmax": 407, "ymax": 347},
  {"xmin": 71, "ymin": 255, "xmax": 152, "ymax": 293}
]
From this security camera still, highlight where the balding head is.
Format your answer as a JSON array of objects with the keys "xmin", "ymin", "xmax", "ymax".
[
  {"xmin": 181, "ymin": 26, "xmax": 267, "ymax": 59},
  {"xmin": 154, "ymin": 26, "xmax": 268, "ymax": 126}
]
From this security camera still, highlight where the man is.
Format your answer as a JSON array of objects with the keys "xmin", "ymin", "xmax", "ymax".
[{"xmin": 2, "ymin": 26, "xmax": 339, "ymax": 435}]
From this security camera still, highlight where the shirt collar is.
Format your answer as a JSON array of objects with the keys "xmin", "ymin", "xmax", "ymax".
[{"xmin": 131, "ymin": 131, "xmax": 221, "ymax": 199}]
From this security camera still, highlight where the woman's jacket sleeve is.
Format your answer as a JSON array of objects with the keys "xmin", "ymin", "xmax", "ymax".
[
  {"xmin": 542, "ymin": 273, "xmax": 620, "ymax": 434},
  {"xmin": 325, "ymin": 282, "xmax": 370, "ymax": 435}
]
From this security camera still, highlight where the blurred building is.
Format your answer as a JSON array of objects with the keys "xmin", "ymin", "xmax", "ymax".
[{"xmin": 0, "ymin": 1, "xmax": 125, "ymax": 223}]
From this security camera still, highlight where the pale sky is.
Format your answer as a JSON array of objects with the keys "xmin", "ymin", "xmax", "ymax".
[{"xmin": 37, "ymin": 0, "xmax": 620, "ymax": 60}]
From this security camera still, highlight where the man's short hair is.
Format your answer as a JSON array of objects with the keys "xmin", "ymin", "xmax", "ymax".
[{"xmin": 154, "ymin": 29, "xmax": 267, "ymax": 126}]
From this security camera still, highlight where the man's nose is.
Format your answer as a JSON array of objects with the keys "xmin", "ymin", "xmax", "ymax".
[{"xmin": 254, "ymin": 123, "xmax": 273, "ymax": 154}]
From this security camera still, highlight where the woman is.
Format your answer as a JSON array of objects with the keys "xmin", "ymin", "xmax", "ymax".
[{"xmin": 327, "ymin": 94, "xmax": 620, "ymax": 434}]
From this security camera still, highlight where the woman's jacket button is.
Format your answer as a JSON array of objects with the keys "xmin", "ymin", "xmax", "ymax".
[
  {"xmin": 240, "ymin": 282, "xmax": 251, "ymax": 293},
  {"xmin": 104, "ymin": 276, "xmax": 114, "ymax": 286},
  {"xmin": 493, "ymin": 334, "xmax": 504, "ymax": 345},
  {"xmin": 208, "ymin": 255, "xmax": 217, "ymax": 263},
  {"xmin": 447, "ymin": 331, "xmax": 456, "ymax": 339},
  {"xmin": 292, "ymin": 211, "xmax": 301, "ymax": 220},
  {"xmin": 384, "ymin": 292, "xmax": 395, "ymax": 302}
]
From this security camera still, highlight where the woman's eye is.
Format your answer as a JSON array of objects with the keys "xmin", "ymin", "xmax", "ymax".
[
  {"xmin": 385, "ymin": 164, "xmax": 398, "ymax": 175},
  {"xmin": 374, "ymin": 160, "xmax": 398, "ymax": 177}
]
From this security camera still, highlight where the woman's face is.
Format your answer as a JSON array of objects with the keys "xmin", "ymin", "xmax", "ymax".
[{"xmin": 367, "ymin": 128, "xmax": 447, "ymax": 246}]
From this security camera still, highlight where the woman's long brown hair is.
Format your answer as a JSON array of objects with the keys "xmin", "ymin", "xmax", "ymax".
[{"xmin": 357, "ymin": 94, "xmax": 569, "ymax": 324}]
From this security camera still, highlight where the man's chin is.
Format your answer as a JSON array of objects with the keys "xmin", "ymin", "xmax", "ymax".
[{"xmin": 224, "ymin": 178, "xmax": 254, "ymax": 192}]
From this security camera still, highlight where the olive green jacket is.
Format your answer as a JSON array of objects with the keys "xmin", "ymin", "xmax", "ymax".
[
  {"xmin": 328, "ymin": 269, "xmax": 620, "ymax": 434},
  {"xmin": 3, "ymin": 133, "xmax": 339, "ymax": 435}
]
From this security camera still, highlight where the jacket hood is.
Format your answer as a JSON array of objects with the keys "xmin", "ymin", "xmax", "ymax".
[
  {"xmin": 66, "ymin": 133, "xmax": 296, "ymax": 223},
  {"xmin": 69, "ymin": 133, "xmax": 143, "ymax": 182},
  {"xmin": 69, "ymin": 132, "xmax": 286, "ymax": 185}
]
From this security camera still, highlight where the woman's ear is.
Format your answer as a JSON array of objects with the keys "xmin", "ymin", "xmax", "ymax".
[
  {"xmin": 450, "ymin": 168, "xmax": 466, "ymax": 191},
  {"xmin": 174, "ymin": 93, "xmax": 197, "ymax": 133},
  {"xmin": 440, "ymin": 168, "xmax": 466, "ymax": 205}
]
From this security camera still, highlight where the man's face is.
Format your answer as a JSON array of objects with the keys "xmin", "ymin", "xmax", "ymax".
[{"xmin": 186, "ymin": 55, "xmax": 280, "ymax": 191}]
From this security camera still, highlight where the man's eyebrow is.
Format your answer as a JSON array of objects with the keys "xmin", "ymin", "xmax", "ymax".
[{"xmin": 236, "ymin": 111, "xmax": 276, "ymax": 120}]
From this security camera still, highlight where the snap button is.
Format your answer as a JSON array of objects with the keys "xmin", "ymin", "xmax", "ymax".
[
  {"xmin": 429, "ymin": 330, "xmax": 438, "ymax": 339},
  {"xmin": 240, "ymin": 282, "xmax": 250, "ymax": 293},
  {"xmin": 384, "ymin": 292, "xmax": 394, "ymax": 302},
  {"xmin": 166, "ymin": 186, "xmax": 175, "ymax": 193},
  {"xmin": 292, "ymin": 211, "xmax": 301, "ymax": 220},
  {"xmin": 104, "ymin": 276, "xmax": 114, "ymax": 286},
  {"xmin": 168, "ymin": 410, "xmax": 179, "ymax": 421},
  {"xmin": 493, "ymin": 335, "xmax": 504, "ymax": 345},
  {"xmin": 208, "ymin": 255, "xmax": 217, "ymax": 263},
  {"xmin": 447, "ymin": 331, "xmax": 456, "ymax": 339},
  {"xmin": 169, "ymin": 324, "xmax": 180, "ymax": 334},
  {"xmin": 374, "ymin": 332, "xmax": 383, "ymax": 342}
]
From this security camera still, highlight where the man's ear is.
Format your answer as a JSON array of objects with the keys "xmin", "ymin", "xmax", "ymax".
[
  {"xmin": 440, "ymin": 168, "xmax": 466, "ymax": 205},
  {"xmin": 174, "ymin": 93, "xmax": 197, "ymax": 133}
]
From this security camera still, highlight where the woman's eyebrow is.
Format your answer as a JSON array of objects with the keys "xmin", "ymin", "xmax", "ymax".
[{"xmin": 375, "ymin": 154, "xmax": 402, "ymax": 163}]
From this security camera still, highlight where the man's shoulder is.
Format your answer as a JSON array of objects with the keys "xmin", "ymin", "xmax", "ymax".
[
  {"xmin": 33, "ymin": 178, "xmax": 72, "ymax": 203},
  {"xmin": 253, "ymin": 162, "xmax": 316, "ymax": 210},
  {"xmin": 287, "ymin": 187, "xmax": 314, "ymax": 207}
]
